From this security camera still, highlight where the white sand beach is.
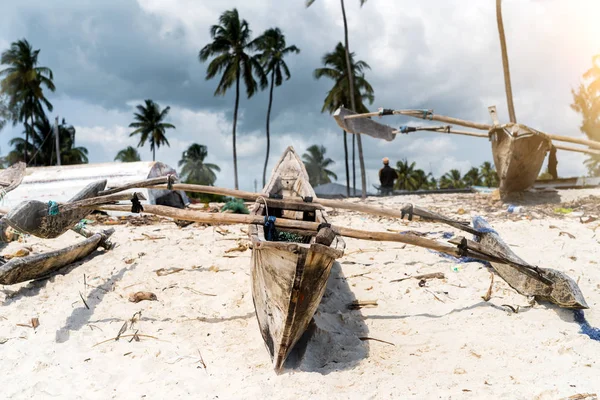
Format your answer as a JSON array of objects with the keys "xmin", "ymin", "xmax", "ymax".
[{"xmin": 0, "ymin": 189, "xmax": 599, "ymax": 400}]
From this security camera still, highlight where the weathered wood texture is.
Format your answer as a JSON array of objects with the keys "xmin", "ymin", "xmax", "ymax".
[
  {"xmin": 0, "ymin": 231, "xmax": 112, "ymax": 284},
  {"xmin": 490, "ymin": 124, "xmax": 551, "ymax": 193},
  {"xmin": 249, "ymin": 146, "xmax": 345, "ymax": 372},
  {"xmin": 5, "ymin": 180, "xmax": 107, "ymax": 239},
  {"xmin": 0, "ymin": 162, "xmax": 26, "ymax": 194},
  {"xmin": 473, "ymin": 216, "xmax": 587, "ymax": 309}
]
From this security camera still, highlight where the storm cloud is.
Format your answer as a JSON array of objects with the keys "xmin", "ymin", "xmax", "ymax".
[{"xmin": 1, "ymin": 0, "xmax": 598, "ymax": 191}]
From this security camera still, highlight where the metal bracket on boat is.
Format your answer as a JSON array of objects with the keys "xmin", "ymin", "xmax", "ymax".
[{"xmin": 317, "ymin": 222, "xmax": 331, "ymax": 231}]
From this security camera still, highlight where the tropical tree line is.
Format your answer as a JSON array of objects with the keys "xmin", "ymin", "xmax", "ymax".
[
  {"xmin": 300, "ymin": 144, "xmax": 501, "ymax": 192},
  {"xmin": 199, "ymin": 4, "xmax": 372, "ymax": 194},
  {"xmin": 0, "ymin": 39, "xmax": 87, "ymax": 166}
]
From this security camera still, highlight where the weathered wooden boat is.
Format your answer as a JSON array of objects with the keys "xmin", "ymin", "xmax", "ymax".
[
  {"xmin": 489, "ymin": 123, "xmax": 552, "ymax": 193},
  {"xmin": 4, "ymin": 179, "xmax": 107, "ymax": 239},
  {"xmin": 0, "ymin": 229, "xmax": 114, "ymax": 285},
  {"xmin": 248, "ymin": 146, "xmax": 345, "ymax": 372},
  {"xmin": 0, "ymin": 162, "xmax": 26, "ymax": 195},
  {"xmin": 331, "ymin": 0, "xmax": 600, "ymax": 195}
]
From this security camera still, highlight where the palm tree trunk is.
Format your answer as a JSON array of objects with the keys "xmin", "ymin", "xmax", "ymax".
[
  {"xmin": 262, "ymin": 70, "xmax": 275, "ymax": 188},
  {"xmin": 153, "ymin": 145, "xmax": 156, "ymax": 162},
  {"xmin": 496, "ymin": 0, "xmax": 516, "ymax": 123},
  {"xmin": 232, "ymin": 69, "xmax": 241, "ymax": 190},
  {"xmin": 343, "ymin": 130, "xmax": 350, "ymax": 197},
  {"xmin": 340, "ymin": 0, "xmax": 367, "ymax": 199},
  {"xmin": 352, "ymin": 134, "xmax": 356, "ymax": 195}
]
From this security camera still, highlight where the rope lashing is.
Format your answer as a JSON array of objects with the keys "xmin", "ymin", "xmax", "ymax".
[
  {"xmin": 167, "ymin": 175, "xmax": 174, "ymax": 190},
  {"xmin": 48, "ymin": 200, "xmax": 60, "ymax": 216},
  {"xmin": 264, "ymin": 215, "xmax": 277, "ymax": 241},
  {"xmin": 378, "ymin": 108, "xmax": 394, "ymax": 116},
  {"xmin": 399, "ymin": 125, "xmax": 417, "ymax": 134},
  {"xmin": 131, "ymin": 193, "xmax": 144, "ymax": 213},
  {"xmin": 415, "ymin": 109, "xmax": 433, "ymax": 120},
  {"xmin": 303, "ymin": 196, "xmax": 313, "ymax": 203},
  {"xmin": 268, "ymin": 193, "xmax": 283, "ymax": 199}
]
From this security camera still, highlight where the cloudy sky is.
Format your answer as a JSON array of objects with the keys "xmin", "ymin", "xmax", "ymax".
[{"xmin": 1, "ymin": 0, "xmax": 599, "ymax": 191}]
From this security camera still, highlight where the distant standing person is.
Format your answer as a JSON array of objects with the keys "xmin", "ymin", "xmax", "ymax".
[{"xmin": 379, "ymin": 157, "xmax": 397, "ymax": 196}]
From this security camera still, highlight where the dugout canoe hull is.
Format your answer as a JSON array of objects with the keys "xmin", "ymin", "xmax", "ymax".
[
  {"xmin": 249, "ymin": 146, "xmax": 345, "ymax": 373},
  {"xmin": 490, "ymin": 123, "xmax": 552, "ymax": 193}
]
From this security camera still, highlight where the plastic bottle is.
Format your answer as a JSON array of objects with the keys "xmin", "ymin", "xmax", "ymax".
[{"xmin": 507, "ymin": 204, "xmax": 523, "ymax": 213}]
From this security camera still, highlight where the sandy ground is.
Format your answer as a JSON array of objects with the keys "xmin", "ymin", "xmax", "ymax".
[{"xmin": 0, "ymin": 189, "xmax": 599, "ymax": 399}]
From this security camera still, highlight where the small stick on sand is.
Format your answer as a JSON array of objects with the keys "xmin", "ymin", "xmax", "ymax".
[
  {"xmin": 390, "ymin": 272, "xmax": 445, "ymax": 283},
  {"xmin": 93, "ymin": 334, "xmax": 162, "ymax": 347},
  {"xmin": 359, "ymin": 337, "xmax": 395, "ymax": 346},
  {"xmin": 482, "ymin": 273, "xmax": 495, "ymax": 302}
]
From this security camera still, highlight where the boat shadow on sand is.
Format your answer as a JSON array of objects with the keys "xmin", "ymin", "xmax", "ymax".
[{"xmin": 283, "ymin": 262, "xmax": 370, "ymax": 374}]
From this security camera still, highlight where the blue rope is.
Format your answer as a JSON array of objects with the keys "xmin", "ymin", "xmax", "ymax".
[
  {"xmin": 48, "ymin": 200, "xmax": 59, "ymax": 216},
  {"xmin": 264, "ymin": 216, "xmax": 277, "ymax": 241},
  {"xmin": 75, "ymin": 219, "xmax": 86, "ymax": 231},
  {"xmin": 573, "ymin": 310, "xmax": 600, "ymax": 341},
  {"xmin": 428, "ymin": 249, "xmax": 491, "ymax": 266}
]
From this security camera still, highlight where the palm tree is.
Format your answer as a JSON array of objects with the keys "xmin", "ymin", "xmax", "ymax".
[
  {"xmin": 256, "ymin": 28, "xmax": 300, "ymax": 188},
  {"xmin": 302, "ymin": 144, "xmax": 338, "ymax": 187},
  {"xmin": 199, "ymin": 9, "xmax": 267, "ymax": 190},
  {"xmin": 314, "ymin": 42, "xmax": 374, "ymax": 196},
  {"xmin": 0, "ymin": 94, "xmax": 10, "ymax": 132},
  {"xmin": 6, "ymin": 115, "xmax": 87, "ymax": 166},
  {"xmin": 394, "ymin": 159, "xmax": 422, "ymax": 191},
  {"xmin": 440, "ymin": 169, "xmax": 465, "ymax": 189},
  {"xmin": 571, "ymin": 61, "xmax": 600, "ymax": 176},
  {"xmin": 0, "ymin": 39, "xmax": 55, "ymax": 164},
  {"xmin": 307, "ymin": 0, "xmax": 369, "ymax": 198},
  {"xmin": 178, "ymin": 143, "xmax": 221, "ymax": 186},
  {"xmin": 129, "ymin": 99, "xmax": 175, "ymax": 162},
  {"xmin": 480, "ymin": 161, "xmax": 499, "ymax": 187},
  {"xmin": 114, "ymin": 146, "xmax": 141, "ymax": 162},
  {"xmin": 463, "ymin": 167, "xmax": 483, "ymax": 187}
]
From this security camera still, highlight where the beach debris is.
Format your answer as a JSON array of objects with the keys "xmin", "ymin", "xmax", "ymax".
[
  {"xmin": 197, "ymin": 349, "xmax": 207, "ymax": 371},
  {"xmin": 155, "ymin": 267, "xmax": 184, "ymax": 276},
  {"xmin": 225, "ymin": 241, "xmax": 249, "ymax": 253},
  {"xmin": 555, "ymin": 207, "xmax": 574, "ymax": 215},
  {"xmin": 482, "ymin": 272, "xmax": 495, "ymax": 302},
  {"xmin": 563, "ymin": 394, "xmax": 598, "ymax": 400},
  {"xmin": 128, "ymin": 291, "xmax": 157, "ymax": 303},
  {"xmin": 348, "ymin": 300, "xmax": 378, "ymax": 310},
  {"xmin": 358, "ymin": 337, "xmax": 395, "ymax": 346},
  {"xmin": 580, "ymin": 216, "xmax": 598, "ymax": 224},
  {"xmin": 559, "ymin": 231, "xmax": 576, "ymax": 239},
  {"xmin": 208, "ymin": 265, "xmax": 219, "ymax": 272},
  {"xmin": 183, "ymin": 286, "xmax": 216, "ymax": 297},
  {"xmin": 3, "ymin": 247, "xmax": 30, "ymax": 259},
  {"xmin": 17, "ymin": 317, "xmax": 39, "ymax": 329},
  {"xmin": 390, "ymin": 272, "xmax": 445, "ymax": 283},
  {"xmin": 79, "ymin": 292, "xmax": 90, "ymax": 309},
  {"xmin": 221, "ymin": 199, "xmax": 249, "ymax": 214},
  {"xmin": 134, "ymin": 233, "xmax": 166, "ymax": 241}
]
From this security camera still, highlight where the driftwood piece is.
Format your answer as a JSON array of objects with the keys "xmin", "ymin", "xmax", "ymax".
[
  {"xmin": 0, "ymin": 230, "xmax": 113, "ymax": 285},
  {"xmin": 472, "ymin": 216, "xmax": 587, "ymax": 309},
  {"xmin": 5, "ymin": 180, "xmax": 108, "ymax": 239}
]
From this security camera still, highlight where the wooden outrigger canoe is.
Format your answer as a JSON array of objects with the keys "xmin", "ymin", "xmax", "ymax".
[
  {"xmin": 0, "ymin": 229, "xmax": 114, "ymax": 285},
  {"xmin": 331, "ymin": 0, "xmax": 600, "ymax": 195},
  {"xmin": 248, "ymin": 146, "xmax": 345, "ymax": 372}
]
